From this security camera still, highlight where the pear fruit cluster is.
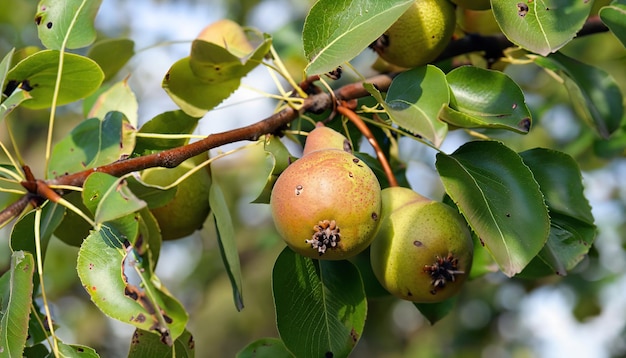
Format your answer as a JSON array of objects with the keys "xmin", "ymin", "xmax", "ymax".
[
  {"xmin": 371, "ymin": 0, "xmax": 456, "ymax": 68},
  {"xmin": 270, "ymin": 124, "xmax": 382, "ymax": 260},
  {"xmin": 370, "ymin": 187, "xmax": 473, "ymax": 303}
]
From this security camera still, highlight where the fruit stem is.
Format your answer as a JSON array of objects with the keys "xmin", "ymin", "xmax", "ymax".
[{"xmin": 337, "ymin": 102, "xmax": 398, "ymax": 187}]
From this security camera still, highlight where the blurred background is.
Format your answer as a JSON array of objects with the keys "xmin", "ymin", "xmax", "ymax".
[{"xmin": 1, "ymin": 0, "xmax": 626, "ymax": 357}]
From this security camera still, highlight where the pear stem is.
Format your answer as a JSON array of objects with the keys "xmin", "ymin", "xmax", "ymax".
[{"xmin": 336, "ymin": 102, "xmax": 398, "ymax": 187}]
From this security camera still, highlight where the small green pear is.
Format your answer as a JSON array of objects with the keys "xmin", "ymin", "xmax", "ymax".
[{"xmin": 370, "ymin": 187, "xmax": 473, "ymax": 303}]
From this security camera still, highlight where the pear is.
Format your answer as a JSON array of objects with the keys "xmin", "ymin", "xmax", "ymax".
[
  {"xmin": 302, "ymin": 122, "xmax": 352, "ymax": 156},
  {"xmin": 370, "ymin": 187, "xmax": 473, "ymax": 302},
  {"xmin": 270, "ymin": 126, "xmax": 381, "ymax": 260},
  {"xmin": 371, "ymin": 0, "xmax": 456, "ymax": 68}
]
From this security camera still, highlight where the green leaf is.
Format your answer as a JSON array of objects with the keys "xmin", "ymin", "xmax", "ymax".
[
  {"xmin": 87, "ymin": 38, "xmax": 135, "ymax": 81},
  {"xmin": 533, "ymin": 52, "xmax": 624, "ymax": 138},
  {"xmin": 125, "ymin": 177, "xmax": 177, "ymax": 210},
  {"xmin": 128, "ymin": 329, "xmax": 194, "ymax": 358},
  {"xmin": 251, "ymin": 135, "xmax": 294, "ymax": 204},
  {"xmin": 303, "ymin": 0, "xmax": 414, "ymax": 75},
  {"xmin": 440, "ymin": 66, "xmax": 532, "ymax": 134},
  {"xmin": 134, "ymin": 110, "xmax": 201, "ymax": 156},
  {"xmin": 82, "ymin": 172, "xmax": 147, "ymax": 223},
  {"xmin": 77, "ymin": 224, "xmax": 188, "ymax": 345},
  {"xmin": 518, "ymin": 148, "xmax": 597, "ymax": 277},
  {"xmin": 35, "ymin": 0, "xmax": 102, "ymax": 50},
  {"xmin": 1, "ymin": 90, "xmax": 32, "ymax": 120},
  {"xmin": 87, "ymin": 78, "xmax": 139, "ymax": 127},
  {"xmin": 10, "ymin": 203, "xmax": 65, "ymax": 276},
  {"xmin": 272, "ymin": 248, "xmax": 367, "ymax": 358},
  {"xmin": 5, "ymin": 50, "xmax": 104, "ymax": 109},
  {"xmin": 600, "ymin": 1, "xmax": 626, "ymax": 48},
  {"xmin": 0, "ymin": 48, "xmax": 14, "ymax": 90},
  {"xmin": 53, "ymin": 191, "xmax": 93, "ymax": 246},
  {"xmin": 384, "ymin": 65, "xmax": 449, "ymax": 147},
  {"xmin": 48, "ymin": 342, "xmax": 100, "ymax": 358},
  {"xmin": 209, "ymin": 176, "xmax": 244, "ymax": 311},
  {"xmin": 0, "ymin": 251, "xmax": 35, "ymax": 358},
  {"xmin": 48, "ymin": 111, "xmax": 136, "ymax": 178},
  {"xmin": 491, "ymin": 0, "xmax": 593, "ymax": 55},
  {"xmin": 162, "ymin": 57, "xmax": 240, "ymax": 117},
  {"xmin": 236, "ymin": 338, "xmax": 294, "ymax": 358},
  {"xmin": 414, "ymin": 296, "xmax": 457, "ymax": 325},
  {"xmin": 435, "ymin": 141, "xmax": 550, "ymax": 277}
]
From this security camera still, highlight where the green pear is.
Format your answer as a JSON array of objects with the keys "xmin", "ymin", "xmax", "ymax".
[
  {"xmin": 370, "ymin": 187, "xmax": 473, "ymax": 303},
  {"xmin": 141, "ymin": 153, "xmax": 212, "ymax": 240},
  {"xmin": 270, "ymin": 148, "xmax": 381, "ymax": 260},
  {"xmin": 302, "ymin": 123, "xmax": 352, "ymax": 156}
]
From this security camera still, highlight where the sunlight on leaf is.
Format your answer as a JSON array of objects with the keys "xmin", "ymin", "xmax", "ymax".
[
  {"xmin": 35, "ymin": 0, "xmax": 102, "ymax": 50},
  {"xmin": 303, "ymin": 0, "xmax": 413, "ymax": 75},
  {"xmin": 436, "ymin": 141, "xmax": 550, "ymax": 277},
  {"xmin": 600, "ymin": 1, "xmax": 626, "ymax": 49}
]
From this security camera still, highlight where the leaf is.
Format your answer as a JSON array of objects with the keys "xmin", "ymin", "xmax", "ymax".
[
  {"xmin": 0, "ymin": 48, "xmax": 14, "ymax": 90},
  {"xmin": 383, "ymin": 65, "xmax": 449, "ymax": 147},
  {"xmin": 4, "ymin": 50, "xmax": 104, "ymax": 109},
  {"xmin": 47, "ymin": 111, "xmax": 136, "ymax": 178},
  {"xmin": 77, "ymin": 224, "xmax": 188, "ymax": 345},
  {"xmin": 491, "ymin": 0, "xmax": 593, "ymax": 55},
  {"xmin": 435, "ymin": 141, "xmax": 550, "ymax": 277},
  {"xmin": 53, "ymin": 191, "xmax": 93, "ymax": 246},
  {"xmin": 272, "ymin": 248, "xmax": 367, "ymax": 358},
  {"xmin": 440, "ymin": 66, "xmax": 532, "ymax": 134},
  {"xmin": 303, "ymin": 0, "xmax": 414, "ymax": 75},
  {"xmin": 414, "ymin": 296, "xmax": 457, "ymax": 325},
  {"xmin": 236, "ymin": 338, "xmax": 294, "ymax": 358},
  {"xmin": 600, "ymin": 1, "xmax": 626, "ymax": 48},
  {"xmin": 10, "ymin": 203, "xmax": 65, "ymax": 275},
  {"xmin": 518, "ymin": 148, "xmax": 597, "ymax": 277},
  {"xmin": 209, "ymin": 176, "xmax": 244, "ymax": 311},
  {"xmin": 88, "ymin": 78, "xmax": 139, "ymax": 127},
  {"xmin": 251, "ymin": 135, "xmax": 294, "ymax": 204},
  {"xmin": 87, "ymin": 38, "xmax": 135, "ymax": 81},
  {"xmin": 533, "ymin": 52, "xmax": 624, "ymax": 138},
  {"xmin": 134, "ymin": 110, "xmax": 201, "ymax": 156},
  {"xmin": 0, "ymin": 251, "xmax": 35, "ymax": 358},
  {"xmin": 162, "ymin": 57, "xmax": 241, "ymax": 117},
  {"xmin": 82, "ymin": 172, "xmax": 147, "ymax": 223},
  {"xmin": 35, "ymin": 0, "xmax": 102, "ymax": 50},
  {"xmin": 1, "ymin": 89, "xmax": 32, "ymax": 121},
  {"xmin": 128, "ymin": 329, "xmax": 194, "ymax": 358},
  {"xmin": 48, "ymin": 342, "xmax": 100, "ymax": 358}
]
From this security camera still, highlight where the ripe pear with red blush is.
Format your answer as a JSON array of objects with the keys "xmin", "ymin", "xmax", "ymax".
[
  {"xmin": 270, "ymin": 124, "xmax": 382, "ymax": 260},
  {"xmin": 370, "ymin": 187, "xmax": 473, "ymax": 303}
]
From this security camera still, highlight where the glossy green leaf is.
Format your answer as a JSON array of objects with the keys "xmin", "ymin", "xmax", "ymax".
[
  {"xmin": 414, "ymin": 296, "xmax": 457, "ymax": 325},
  {"xmin": 209, "ymin": 176, "xmax": 244, "ymax": 311},
  {"xmin": 236, "ymin": 338, "xmax": 294, "ymax": 358},
  {"xmin": 518, "ymin": 148, "xmax": 597, "ymax": 277},
  {"xmin": 128, "ymin": 329, "xmax": 194, "ymax": 358},
  {"xmin": 48, "ymin": 342, "xmax": 100, "ymax": 358},
  {"xmin": 35, "ymin": 0, "xmax": 102, "ymax": 49},
  {"xmin": 162, "ymin": 57, "xmax": 240, "ymax": 117},
  {"xmin": 0, "ymin": 48, "xmax": 14, "ymax": 90},
  {"xmin": 303, "ymin": 0, "xmax": 414, "ymax": 75},
  {"xmin": 82, "ymin": 172, "xmax": 147, "ymax": 223},
  {"xmin": 251, "ymin": 135, "xmax": 294, "ymax": 204},
  {"xmin": 189, "ymin": 32, "xmax": 272, "ymax": 83},
  {"xmin": 250, "ymin": 151, "xmax": 278, "ymax": 204},
  {"xmin": 47, "ymin": 111, "xmax": 136, "ymax": 178},
  {"xmin": 0, "ymin": 251, "xmax": 34, "ymax": 358},
  {"xmin": 134, "ymin": 110, "xmax": 201, "ymax": 156},
  {"xmin": 533, "ymin": 52, "xmax": 624, "ymax": 138},
  {"xmin": 87, "ymin": 78, "xmax": 138, "ymax": 127},
  {"xmin": 440, "ymin": 66, "xmax": 532, "ymax": 134},
  {"xmin": 384, "ymin": 65, "xmax": 449, "ymax": 147},
  {"xmin": 10, "ymin": 203, "xmax": 65, "ymax": 275},
  {"xmin": 273, "ymin": 247, "xmax": 367, "ymax": 358},
  {"xmin": 87, "ymin": 38, "xmax": 135, "ymax": 80},
  {"xmin": 5, "ymin": 50, "xmax": 103, "ymax": 109},
  {"xmin": 491, "ymin": 0, "xmax": 593, "ymax": 55},
  {"xmin": 600, "ymin": 1, "xmax": 626, "ymax": 48},
  {"xmin": 435, "ymin": 141, "xmax": 550, "ymax": 277},
  {"xmin": 77, "ymin": 223, "xmax": 188, "ymax": 345}
]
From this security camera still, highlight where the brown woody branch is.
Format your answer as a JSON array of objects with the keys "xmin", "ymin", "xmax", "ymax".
[{"xmin": 2, "ymin": 17, "xmax": 610, "ymax": 225}]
